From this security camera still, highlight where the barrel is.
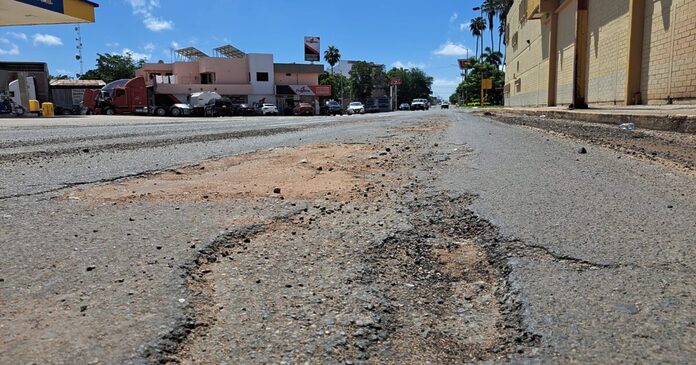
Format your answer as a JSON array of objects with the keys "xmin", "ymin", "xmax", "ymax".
[
  {"xmin": 29, "ymin": 100, "xmax": 40, "ymax": 113},
  {"xmin": 41, "ymin": 102, "xmax": 55, "ymax": 117}
]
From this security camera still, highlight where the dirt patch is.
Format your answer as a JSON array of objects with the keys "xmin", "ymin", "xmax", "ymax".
[
  {"xmin": 134, "ymin": 119, "xmax": 536, "ymax": 364},
  {"xmin": 399, "ymin": 117, "xmax": 451, "ymax": 132},
  {"xmin": 68, "ymin": 144, "xmax": 387, "ymax": 204}
]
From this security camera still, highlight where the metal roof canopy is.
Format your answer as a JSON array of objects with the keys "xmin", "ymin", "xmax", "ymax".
[
  {"xmin": 0, "ymin": 0, "xmax": 98, "ymax": 26},
  {"xmin": 175, "ymin": 47, "xmax": 209, "ymax": 61},
  {"xmin": 50, "ymin": 79, "xmax": 105, "ymax": 87},
  {"xmin": 213, "ymin": 45, "xmax": 246, "ymax": 58}
]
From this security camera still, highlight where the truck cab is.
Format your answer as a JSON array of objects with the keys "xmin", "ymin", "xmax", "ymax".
[{"xmin": 82, "ymin": 77, "xmax": 148, "ymax": 115}]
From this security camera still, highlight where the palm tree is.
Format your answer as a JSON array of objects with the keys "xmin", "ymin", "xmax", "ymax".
[
  {"xmin": 482, "ymin": 0, "xmax": 499, "ymax": 54},
  {"xmin": 498, "ymin": 20, "xmax": 506, "ymax": 53},
  {"xmin": 323, "ymin": 46, "xmax": 341, "ymax": 75},
  {"xmin": 481, "ymin": 47, "xmax": 503, "ymax": 67},
  {"xmin": 469, "ymin": 17, "xmax": 487, "ymax": 59},
  {"xmin": 497, "ymin": 0, "xmax": 513, "ymax": 67}
]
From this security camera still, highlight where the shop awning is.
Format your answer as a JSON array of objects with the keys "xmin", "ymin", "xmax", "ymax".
[{"xmin": 0, "ymin": 0, "xmax": 99, "ymax": 26}]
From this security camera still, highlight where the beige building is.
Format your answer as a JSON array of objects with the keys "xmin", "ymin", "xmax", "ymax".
[{"xmin": 505, "ymin": 0, "xmax": 696, "ymax": 107}]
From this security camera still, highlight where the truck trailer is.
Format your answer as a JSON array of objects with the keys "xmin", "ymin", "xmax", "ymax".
[{"xmin": 82, "ymin": 76, "xmax": 222, "ymax": 117}]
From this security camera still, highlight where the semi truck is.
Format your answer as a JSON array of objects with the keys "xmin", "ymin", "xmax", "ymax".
[{"xmin": 82, "ymin": 76, "xmax": 222, "ymax": 117}]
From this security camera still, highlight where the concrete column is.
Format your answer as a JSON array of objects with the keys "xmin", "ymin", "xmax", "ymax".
[
  {"xmin": 547, "ymin": 11, "xmax": 559, "ymax": 106},
  {"xmin": 572, "ymin": 0, "xmax": 589, "ymax": 109},
  {"xmin": 625, "ymin": 0, "xmax": 646, "ymax": 105},
  {"xmin": 17, "ymin": 72, "xmax": 29, "ymax": 109}
]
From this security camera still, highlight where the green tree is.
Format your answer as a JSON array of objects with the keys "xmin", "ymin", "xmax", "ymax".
[
  {"xmin": 450, "ymin": 58, "xmax": 505, "ymax": 106},
  {"xmin": 470, "ymin": 17, "xmax": 487, "ymax": 59},
  {"xmin": 319, "ymin": 71, "xmax": 351, "ymax": 101},
  {"xmin": 481, "ymin": 47, "xmax": 503, "ymax": 67},
  {"xmin": 387, "ymin": 67, "xmax": 433, "ymax": 105},
  {"xmin": 80, "ymin": 53, "xmax": 145, "ymax": 83},
  {"xmin": 349, "ymin": 61, "xmax": 375, "ymax": 101},
  {"xmin": 323, "ymin": 46, "xmax": 341, "ymax": 75}
]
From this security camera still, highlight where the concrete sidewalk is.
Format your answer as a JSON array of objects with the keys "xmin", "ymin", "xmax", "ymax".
[{"xmin": 491, "ymin": 105, "xmax": 696, "ymax": 134}]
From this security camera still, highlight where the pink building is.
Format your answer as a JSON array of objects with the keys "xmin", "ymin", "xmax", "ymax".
[{"xmin": 136, "ymin": 49, "xmax": 275, "ymax": 105}]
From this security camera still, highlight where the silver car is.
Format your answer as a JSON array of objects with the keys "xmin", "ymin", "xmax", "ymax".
[{"xmin": 346, "ymin": 102, "xmax": 365, "ymax": 115}]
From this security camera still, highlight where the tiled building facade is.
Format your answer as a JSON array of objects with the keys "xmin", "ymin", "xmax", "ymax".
[{"xmin": 505, "ymin": 0, "xmax": 696, "ymax": 107}]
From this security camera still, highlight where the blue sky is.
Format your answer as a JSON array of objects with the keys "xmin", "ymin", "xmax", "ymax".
[{"xmin": 0, "ymin": 0, "xmax": 496, "ymax": 98}]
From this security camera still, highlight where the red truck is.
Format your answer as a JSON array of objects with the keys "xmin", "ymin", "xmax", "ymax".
[
  {"xmin": 82, "ymin": 77, "xmax": 149, "ymax": 115},
  {"xmin": 83, "ymin": 76, "xmax": 185, "ymax": 116}
]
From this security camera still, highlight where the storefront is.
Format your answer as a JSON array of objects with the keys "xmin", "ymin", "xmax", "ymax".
[{"xmin": 275, "ymin": 84, "xmax": 331, "ymax": 115}]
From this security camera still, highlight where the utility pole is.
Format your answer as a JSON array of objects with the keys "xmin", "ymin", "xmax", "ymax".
[
  {"xmin": 75, "ymin": 25, "xmax": 84, "ymax": 78},
  {"xmin": 395, "ymin": 84, "xmax": 398, "ymax": 111}
]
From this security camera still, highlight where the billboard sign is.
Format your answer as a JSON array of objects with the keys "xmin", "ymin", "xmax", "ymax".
[
  {"xmin": 304, "ymin": 36, "xmax": 320, "ymax": 62},
  {"xmin": 310, "ymin": 85, "xmax": 332, "ymax": 96},
  {"xmin": 458, "ymin": 59, "xmax": 470, "ymax": 70},
  {"xmin": 290, "ymin": 85, "xmax": 316, "ymax": 96},
  {"xmin": 16, "ymin": 0, "xmax": 65, "ymax": 13},
  {"xmin": 389, "ymin": 78, "xmax": 402, "ymax": 86}
]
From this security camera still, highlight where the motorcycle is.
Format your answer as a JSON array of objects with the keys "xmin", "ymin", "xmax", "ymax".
[{"xmin": 0, "ymin": 97, "xmax": 26, "ymax": 116}]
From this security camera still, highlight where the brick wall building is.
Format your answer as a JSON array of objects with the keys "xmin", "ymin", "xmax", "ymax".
[{"xmin": 505, "ymin": 0, "xmax": 696, "ymax": 107}]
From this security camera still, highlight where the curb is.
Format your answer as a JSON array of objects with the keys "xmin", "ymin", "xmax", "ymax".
[{"xmin": 487, "ymin": 109, "xmax": 696, "ymax": 134}]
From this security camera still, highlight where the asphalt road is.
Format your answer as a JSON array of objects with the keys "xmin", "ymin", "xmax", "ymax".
[{"xmin": 0, "ymin": 110, "xmax": 693, "ymax": 364}]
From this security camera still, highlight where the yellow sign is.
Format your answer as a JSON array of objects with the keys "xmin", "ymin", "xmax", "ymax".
[{"xmin": 481, "ymin": 78, "xmax": 493, "ymax": 90}]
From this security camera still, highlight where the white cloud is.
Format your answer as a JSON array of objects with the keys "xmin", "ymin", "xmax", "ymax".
[
  {"xmin": 391, "ymin": 61, "xmax": 426, "ymax": 70},
  {"xmin": 6, "ymin": 32, "xmax": 27, "ymax": 41},
  {"xmin": 433, "ymin": 41, "xmax": 472, "ymax": 57},
  {"xmin": 460, "ymin": 22, "xmax": 472, "ymax": 32},
  {"xmin": 127, "ymin": 0, "xmax": 174, "ymax": 32},
  {"xmin": 0, "ymin": 38, "xmax": 20, "ymax": 56},
  {"xmin": 122, "ymin": 48, "xmax": 150, "ymax": 61},
  {"xmin": 433, "ymin": 78, "xmax": 460, "ymax": 87},
  {"xmin": 145, "ymin": 18, "xmax": 173, "ymax": 31},
  {"xmin": 450, "ymin": 12, "xmax": 458, "ymax": 23},
  {"xmin": 106, "ymin": 42, "xmax": 120, "ymax": 48},
  {"xmin": 170, "ymin": 41, "xmax": 180, "ymax": 49},
  {"xmin": 144, "ymin": 42, "xmax": 156, "ymax": 52},
  {"xmin": 32, "ymin": 33, "xmax": 63, "ymax": 46},
  {"xmin": 55, "ymin": 69, "xmax": 75, "ymax": 76}
]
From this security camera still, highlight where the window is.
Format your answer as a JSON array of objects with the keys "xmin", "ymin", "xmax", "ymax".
[
  {"xmin": 505, "ymin": 23, "xmax": 510, "ymax": 46},
  {"xmin": 256, "ymin": 72, "xmax": 269, "ymax": 82},
  {"xmin": 201, "ymin": 72, "xmax": 216, "ymax": 84},
  {"xmin": 511, "ymin": 32, "xmax": 519, "ymax": 51},
  {"xmin": 286, "ymin": 73, "xmax": 292, "ymax": 77},
  {"xmin": 519, "ymin": 0, "xmax": 528, "ymax": 25}
]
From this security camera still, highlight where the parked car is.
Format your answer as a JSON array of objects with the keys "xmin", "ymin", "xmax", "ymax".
[
  {"xmin": 169, "ymin": 103, "xmax": 192, "ymax": 117},
  {"xmin": 398, "ymin": 103, "xmax": 410, "ymax": 110},
  {"xmin": 346, "ymin": 102, "xmax": 365, "ymax": 115},
  {"xmin": 411, "ymin": 98, "xmax": 429, "ymax": 111},
  {"xmin": 256, "ymin": 103, "xmax": 279, "ymax": 116},
  {"xmin": 234, "ymin": 103, "xmax": 256, "ymax": 116},
  {"xmin": 205, "ymin": 97, "xmax": 235, "ymax": 117},
  {"xmin": 322, "ymin": 100, "xmax": 344, "ymax": 116},
  {"xmin": 293, "ymin": 103, "xmax": 314, "ymax": 116},
  {"xmin": 441, "ymin": 102, "xmax": 450, "ymax": 109}
]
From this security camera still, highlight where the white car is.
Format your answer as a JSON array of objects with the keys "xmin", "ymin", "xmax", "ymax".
[
  {"xmin": 256, "ymin": 103, "xmax": 278, "ymax": 116},
  {"xmin": 346, "ymin": 102, "xmax": 365, "ymax": 115}
]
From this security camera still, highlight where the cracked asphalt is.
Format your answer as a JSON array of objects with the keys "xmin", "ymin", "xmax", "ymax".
[{"xmin": 0, "ymin": 110, "xmax": 694, "ymax": 364}]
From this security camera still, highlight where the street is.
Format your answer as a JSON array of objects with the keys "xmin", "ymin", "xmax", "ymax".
[{"xmin": 1, "ymin": 110, "xmax": 694, "ymax": 364}]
